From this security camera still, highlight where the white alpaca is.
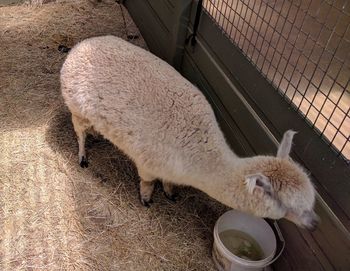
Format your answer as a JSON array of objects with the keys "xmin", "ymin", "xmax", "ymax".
[{"xmin": 61, "ymin": 35, "xmax": 318, "ymax": 230}]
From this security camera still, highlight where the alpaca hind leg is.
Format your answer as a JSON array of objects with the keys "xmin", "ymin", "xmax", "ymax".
[
  {"xmin": 72, "ymin": 114, "xmax": 91, "ymax": 168},
  {"xmin": 162, "ymin": 181, "xmax": 177, "ymax": 202}
]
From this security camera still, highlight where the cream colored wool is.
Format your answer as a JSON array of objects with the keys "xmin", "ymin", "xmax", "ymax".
[{"xmin": 61, "ymin": 35, "xmax": 318, "ymax": 230}]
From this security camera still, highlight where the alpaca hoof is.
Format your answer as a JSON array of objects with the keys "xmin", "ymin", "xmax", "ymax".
[
  {"xmin": 127, "ymin": 34, "xmax": 139, "ymax": 40},
  {"xmin": 58, "ymin": 44, "xmax": 71, "ymax": 53},
  {"xmin": 79, "ymin": 156, "xmax": 88, "ymax": 168},
  {"xmin": 140, "ymin": 198, "xmax": 153, "ymax": 208},
  {"xmin": 164, "ymin": 192, "xmax": 177, "ymax": 203}
]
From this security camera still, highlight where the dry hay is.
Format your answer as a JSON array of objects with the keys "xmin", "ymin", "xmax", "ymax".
[{"xmin": 0, "ymin": 1, "xmax": 227, "ymax": 270}]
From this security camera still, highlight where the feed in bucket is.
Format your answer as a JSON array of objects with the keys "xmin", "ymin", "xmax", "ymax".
[{"xmin": 219, "ymin": 229, "xmax": 264, "ymax": 261}]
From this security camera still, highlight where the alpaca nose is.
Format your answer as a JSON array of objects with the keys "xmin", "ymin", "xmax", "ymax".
[
  {"xmin": 305, "ymin": 217, "xmax": 319, "ymax": 231},
  {"xmin": 302, "ymin": 210, "xmax": 319, "ymax": 231}
]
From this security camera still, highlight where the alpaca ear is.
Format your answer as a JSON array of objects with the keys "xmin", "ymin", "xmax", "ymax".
[
  {"xmin": 244, "ymin": 173, "xmax": 273, "ymax": 195},
  {"xmin": 277, "ymin": 130, "xmax": 297, "ymax": 158}
]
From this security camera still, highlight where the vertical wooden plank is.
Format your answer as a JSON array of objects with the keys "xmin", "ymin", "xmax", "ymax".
[
  {"xmin": 273, "ymin": 220, "xmax": 328, "ymax": 271},
  {"xmin": 125, "ymin": 0, "xmax": 192, "ymax": 68},
  {"xmin": 168, "ymin": 0, "xmax": 193, "ymax": 69},
  {"xmin": 125, "ymin": 0, "xmax": 169, "ymax": 59}
]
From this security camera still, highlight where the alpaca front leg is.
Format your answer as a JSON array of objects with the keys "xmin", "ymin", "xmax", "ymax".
[
  {"xmin": 140, "ymin": 180, "xmax": 155, "ymax": 207},
  {"xmin": 72, "ymin": 115, "xmax": 91, "ymax": 168},
  {"xmin": 77, "ymin": 132, "xmax": 88, "ymax": 168},
  {"xmin": 138, "ymin": 168, "xmax": 156, "ymax": 207}
]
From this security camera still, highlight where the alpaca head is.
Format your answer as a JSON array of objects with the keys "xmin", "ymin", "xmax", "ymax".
[{"xmin": 241, "ymin": 130, "xmax": 319, "ymax": 230}]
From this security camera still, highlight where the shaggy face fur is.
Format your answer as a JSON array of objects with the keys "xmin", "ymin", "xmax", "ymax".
[
  {"xmin": 60, "ymin": 36, "xmax": 318, "ymax": 230},
  {"xmin": 239, "ymin": 155, "xmax": 317, "ymax": 229},
  {"xmin": 230, "ymin": 131, "xmax": 318, "ymax": 229}
]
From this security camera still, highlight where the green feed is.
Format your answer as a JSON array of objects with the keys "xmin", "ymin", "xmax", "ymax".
[{"xmin": 219, "ymin": 229, "xmax": 264, "ymax": 261}]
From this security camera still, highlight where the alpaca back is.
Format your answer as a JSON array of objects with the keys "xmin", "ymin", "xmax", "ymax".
[{"xmin": 60, "ymin": 36, "xmax": 231, "ymax": 181}]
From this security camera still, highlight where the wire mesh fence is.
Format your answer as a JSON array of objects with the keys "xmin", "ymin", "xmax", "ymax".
[{"xmin": 203, "ymin": 0, "xmax": 350, "ymax": 162}]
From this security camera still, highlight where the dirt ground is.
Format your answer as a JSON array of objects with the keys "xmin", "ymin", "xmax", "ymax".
[{"xmin": 0, "ymin": 1, "xmax": 227, "ymax": 270}]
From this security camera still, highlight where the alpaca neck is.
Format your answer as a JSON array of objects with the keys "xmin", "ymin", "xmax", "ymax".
[
  {"xmin": 185, "ymin": 150, "xmax": 245, "ymax": 208},
  {"xmin": 191, "ymin": 155, "xmax": 272, "ymax": 212}
]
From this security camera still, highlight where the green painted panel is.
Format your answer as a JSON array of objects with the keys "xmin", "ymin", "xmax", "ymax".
[
  {"xmin": 182, "ymin": 11, "xmax": 350, "ymax": 271},
  {"xmin": 147, "ymin": 0, "xmax": 174, "ymax": 32},
  {"xmin": 125, "ymin": 0, "xmax": 192, "ymax": 69},
  {"xmin": 194, "ymin": 12, "xmax": 350, "ymax": 224},
  {"xmin": 125, "ymin": 1, "xmax": 350, "ymax": 269},
  {"xmin": 125, "ymin": 0, "xmax": 169, "ymax": 60}
]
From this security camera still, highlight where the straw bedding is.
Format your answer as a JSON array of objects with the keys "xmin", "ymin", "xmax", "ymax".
[{"xmin": 0, "ymin": 0, "xmax": 227, "ymax": 270}]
